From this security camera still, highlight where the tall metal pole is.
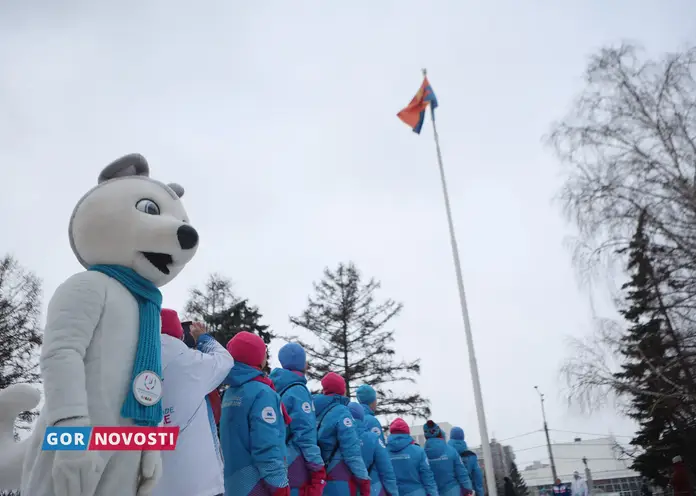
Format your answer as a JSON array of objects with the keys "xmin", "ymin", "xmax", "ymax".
[
  {"xmin": 582, "ymin": 457, "xmax": 594, "ymax": 494},
  {"xmin": 535, "ymin": 386, "xmax": 558, "ymax": 482},
  {"xmin": 424, "ymin": 68, "xmax": 497, "ymax": 496}
]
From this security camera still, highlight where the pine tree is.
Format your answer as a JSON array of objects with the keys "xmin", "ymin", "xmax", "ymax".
[
  {"xmin": 208, "ymin": 300, "xmax": 274, "ymax": 373},
  {"xmin": 185, "ymin": 274, "xmax": 275, "ymax": 372},
  {"xmin": 613, "ymin": 211, "xmax": 696, "ymax": 486},
  {"xmin": 0, "ymin": 255, "xmax": 43, "ymax": 438},
  {"xmin": 509, "ymin": 462, "xmax": 529, "ymax": 496},
  {"xmin": 289, "ymin": 261, "xmax": 430, "ymax": 418}
]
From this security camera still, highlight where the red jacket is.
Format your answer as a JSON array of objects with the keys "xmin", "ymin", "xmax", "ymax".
[
  {"xmin": 207, "ymin": 389, "xmax": 221, "ymax": 425},
  {"xmin": 673, "ymin": 461, "xmax": 693, "ymax": 496}
]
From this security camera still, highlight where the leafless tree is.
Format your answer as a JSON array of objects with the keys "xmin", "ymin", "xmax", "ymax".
[
  {"xmin": 561, "ymin": 317, "xmax": 696, "ymax": 416},
  {"xmin": 0, "ymin": 255, "xmax": 42, "ymax": 437},
  {"xmin": 547, "ymin": 43, "xmax": 696, "ymax": 303},
  {"xmin": 549, "ymin": 42, "xmax": 696, "ymax": 395}
]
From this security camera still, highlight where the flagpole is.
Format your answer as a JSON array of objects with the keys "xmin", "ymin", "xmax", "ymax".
[{"xmin": 423, "ymin": 68, "xmax": 498, "ymax": 496}]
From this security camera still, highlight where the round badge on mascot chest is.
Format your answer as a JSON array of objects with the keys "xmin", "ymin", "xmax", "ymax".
[{"xmin": 132, "ymin": 371, "xmax": 163, "ymax": 406}]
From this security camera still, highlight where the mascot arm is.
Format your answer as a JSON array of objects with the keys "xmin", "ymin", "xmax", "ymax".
[{"xmin": 40, "ymin": 272, "xmax": 107, "ymax": 426}]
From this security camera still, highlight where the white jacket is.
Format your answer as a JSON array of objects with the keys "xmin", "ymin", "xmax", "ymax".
[
  {"xmin": 571, "ymin": 477, "xmax": 588, "ymax": 496},
  {"xmin": 154, "ymin": 333, "xmax": 234, "ymax": 496}
]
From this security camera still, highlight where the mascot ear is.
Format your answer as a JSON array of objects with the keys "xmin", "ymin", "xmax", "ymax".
[
  {"xmin": 98, "ymin": 153, "xmax": 150, "ymax": 184},
  {"xmin": 168, "ymin": 183, "xmax": 184, "ymax": 198}
]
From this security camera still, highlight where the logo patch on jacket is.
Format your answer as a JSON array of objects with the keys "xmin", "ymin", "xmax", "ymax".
[
  {"xmin": 302, "ymin": 402, "xmax": 312, "ymax": 414},
  {"xmin": 343, "ymin": 417, "xmax": 353, "ymax": 427},
  {"xmin": 262, "ymin": 406, "xmax": 277, "ymax": 424},
  {"xmin": 371, "ymin": 427, "xmax": 381, "ymax": 436}
]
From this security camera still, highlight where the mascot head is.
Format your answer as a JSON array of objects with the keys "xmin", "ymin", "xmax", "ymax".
[{"xmin": 69, "ymin": 153, "xmax": 199, "ymax": 287}]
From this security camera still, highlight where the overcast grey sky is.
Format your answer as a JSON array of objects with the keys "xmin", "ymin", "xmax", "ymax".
[{"xmin": 2, "ymin": 0, "xmax": 695, "ymax": 469}]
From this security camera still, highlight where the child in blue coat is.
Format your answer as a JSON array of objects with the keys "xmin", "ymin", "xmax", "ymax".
[
  {"xmin": 270, "ymin": 343, "xmax": 326, "ymax": 496},
  {"xmin": 448, "ymin": 427, "xmax": 484, "ymax": 496},
  {"xmin": 423, "ymin": 421, "xmax": 472, "ymax": 496},
  {"xmin": 356, "ymin": 385, "xmax": 386, "ymax": 444},
  {"xmin": 347, "ymin": 402, "xmax": 399, "ymax": 496},
  {"xmin": 387, "ymin": 419, "xmax": 439, "ymax": 496},
  {"xmin": 314, "ymin": 373, "xmax": 371, "ymax": 496},
  {"xmin": 220, "ymin": 332, "xmax": 291, "ymax": 496}
]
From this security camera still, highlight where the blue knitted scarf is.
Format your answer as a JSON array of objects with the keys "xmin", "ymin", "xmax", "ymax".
[{"xmin": 89, "ymin": 264, "xmax": 163, "ymax": 426}]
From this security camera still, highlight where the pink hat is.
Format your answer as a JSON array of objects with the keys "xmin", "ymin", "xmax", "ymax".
[
  {"xmin": 390, "ymin": 418, "xmax": 410, "ymax": 435},
  {"xmin": 227, "ymin": 331, "xmax": 266, "ymax": 368},
  {"xmin": 161, "ymin": 309, "xmax": 184, "ymax": 340},
  {"xmin": 321, "ymin": 372, "xmax": 346, "ymax": 396}
]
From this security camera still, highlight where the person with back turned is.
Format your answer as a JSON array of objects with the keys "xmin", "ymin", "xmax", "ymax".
[
  {"xmin": 386, "ymin": 419, "xmax": 439, "ymax": 496},
  {"xmin": 422, "ymin": 421, "xmax": 471, "ymax": 496},
  {"xmin": 220, "ymin": 331, "xmax": 291, "ymax": 496},
  {"xmin": 348, "ymin": 402, "xmax": 399, "ymax": 496},
  {"xmin": 155, "ymin": 309, "xmax": 235, "ymax": 496},
  {"xmin": 314, "ymin": 373, "xmax": 371, "ymax": 496},
  {"xmin": 356, "ymin": 385, "xmax": 386, "ymax": 444},
  {"xmin": 270, "ymin": 343, "xmax": 326, "ymax": 496},
  {"xmin": 447, "ymin": 427, "xmax": 483, "ymax": 496}
]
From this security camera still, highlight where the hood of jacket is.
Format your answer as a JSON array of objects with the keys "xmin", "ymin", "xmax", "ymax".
[
  {"xmin": 352, "ymin": 417, "xmax": 366, "ymax": 433},
  {"xmin": 269, "ymin": 367, "xmax": 306, "ymax": 393},
  {"xmin": 448, "ymin": 438, "xmax": 470, "ymax": 454},
  {"xmin": 360, "ymin": 403, "xmax": 376, "ymax": 416},
  {"xmin": 161, "ymin": 333, "xmax": 189, "ymax": 365},
  {"xmin": 313, "ymin": 393, "xmax": 349, "ymax": 418},
  {"xmin": 226, "ymin": 361, "xmax": 264, "ymax": 387},
  {"xmin": 425, "ymin": 437, "xmax": 448, "ymax": 458},
  {"xmin": 387, "ymin": 433, "xmax": 414, "ymax": 452}
]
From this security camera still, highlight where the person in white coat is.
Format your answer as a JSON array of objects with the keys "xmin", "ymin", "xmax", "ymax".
[
  {"xmin": 154, "ymin": 309, "xmax": 235, "ymax": 496},
  {"xmin": 571, "ymin": 471, "xmax": 588, "ymax": 496}
]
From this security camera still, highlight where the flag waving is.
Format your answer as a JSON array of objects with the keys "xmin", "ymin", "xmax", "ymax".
[{"xmin": 397, "ymin": 76, "xmax": 438, "ymax": 134}]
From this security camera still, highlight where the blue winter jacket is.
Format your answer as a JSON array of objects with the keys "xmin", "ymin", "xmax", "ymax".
[
  {"xmin": 314, "ymin": 393, "xmax": 369, "ymax": 496},
  {"xmin": 270, "ymin": 367, "xmax": 323, "ymax": 490},
  {"xmin": 448, "ymin": 433, "xmax": 484, "ymax": 496},
  {"xmin": 387, "ymin": 434, "xmax": 439, "ymax": 496},
  {"xmin": 348, "ymin": 403, "xmax": 399, "ymax": 496},
  {"xmin": 220, "ymin": 363, "xmax": 288, "ymax": 495},
  {"xmin": 424, "ymin": 437, "xmax": 472, "ymax": 496},
  {"xmin": 360, "ymin": 403, "xmax": 386, "ymax": 444}
]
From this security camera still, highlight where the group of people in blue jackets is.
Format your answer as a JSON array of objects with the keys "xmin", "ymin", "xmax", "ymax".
[{"xmin": 221, "ymin": 331, "xmax": 485, "ymax": 496}]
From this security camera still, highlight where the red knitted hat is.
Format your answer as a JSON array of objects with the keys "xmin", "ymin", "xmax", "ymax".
[
  {"xmin": 226, "ymin": 331, "xmax": 266, "ymax": 368},
  {"xmin": 161, "ymin": 309, "xmax": 184, "ymax": 340},
  {"xmin": 390, "ymin": 418, "xmax": 410, "ymax": 435},
  {"xmin": 321, "ymin": 372, "xmax": 346, "ymax": 396}
]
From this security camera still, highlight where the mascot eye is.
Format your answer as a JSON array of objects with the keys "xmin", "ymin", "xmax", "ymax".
[{"xmin": 135, "ymin": 199, "xmax": 161, "ymax": 215}]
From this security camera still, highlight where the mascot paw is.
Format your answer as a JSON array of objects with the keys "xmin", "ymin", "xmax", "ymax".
[
  {"xmin": 52, "ymin": 450, "xmax": 104, "ymax": 496},
  {"xmin": 137, "ymin": 451, "xmax": 162, "ymax": 496}
]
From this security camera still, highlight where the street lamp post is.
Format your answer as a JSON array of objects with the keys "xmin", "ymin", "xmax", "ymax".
[{"xmin": 534, "ymin": 386, "xmax": 558, "ymax": 483}]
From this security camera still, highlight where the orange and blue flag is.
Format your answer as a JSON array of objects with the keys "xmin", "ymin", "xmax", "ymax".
[{"xmin": 397, "ymin": 76, "xmax": 438, "ymax": 134}]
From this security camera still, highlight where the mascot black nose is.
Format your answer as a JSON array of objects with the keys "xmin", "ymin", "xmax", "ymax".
[{"xmin": 177, "ymin": 224, "xmax": 199, "ymax": 250}]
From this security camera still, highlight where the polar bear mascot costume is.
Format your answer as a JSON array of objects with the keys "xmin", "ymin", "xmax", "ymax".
[{"xmin": 0, "ymin": 153, "xmax": 199, "ymax": 496}]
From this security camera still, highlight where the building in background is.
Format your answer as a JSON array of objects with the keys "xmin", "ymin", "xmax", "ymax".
[
  {"xmin": 472, "ymin": 439, "xmax": 516, "ymax": 490},
  {"xmin": 520, "ymin": 437, "xmax": 640, "ymax": 496}
]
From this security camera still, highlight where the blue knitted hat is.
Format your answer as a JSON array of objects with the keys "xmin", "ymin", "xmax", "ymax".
[
  {"xmin": 348, "ymin": 402, "xmax": 364, "ymax": 421},
  {"xmin": 450, "ymin": 427, "xmax": 465, "ymax": 440},
  {"xmin": 423, "ymin": 420, "xmax": 444, "ymax": 439},
  {"xmin": 278, "ymin": 342, "xmax": 306, "ymax": 371},
  {"xmin": 356, "ymin": 384, "xmax": 377, "ymax": 405}
]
